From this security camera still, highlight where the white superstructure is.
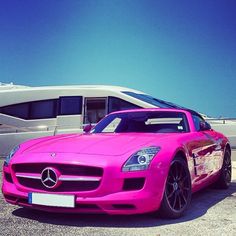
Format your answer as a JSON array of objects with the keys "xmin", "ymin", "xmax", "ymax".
[
  {"xmin": 0, "ymin": 83, "xmax": 235, "ymax": 156},
  {"xmin": 0, "ymin": 83, "xmax": 159, "ymax": 156}
]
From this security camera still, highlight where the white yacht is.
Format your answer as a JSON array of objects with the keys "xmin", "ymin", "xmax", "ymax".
[
  {"xmin": 0, "ymin": 82, "xmax": 235, "ymax": 156},
  {"xmin": 0, "ymin": 83, "xmax": 183, "ymax": 156}
]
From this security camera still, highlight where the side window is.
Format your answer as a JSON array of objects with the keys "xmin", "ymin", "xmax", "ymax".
[
  {"xmin": 59, "ymin": 96, "xmax": 82, "ymax": 115},
  {"xmin": 30, "ymin": 100, "xmax": 58, "ymax": 119},
  {"xmin": 108, "ymin": 97, "xmax": 140, "ymax": 113},
  {"xmin": 0, "ymin": 103, "xmax": 29, "ymax": 119},
  {"xmin": 0, "ymin": 99, "xmax": 58, "ymax": 120},
  {"xmin": 192, "ymin": 115, "xmax": 204, "ymax": 131}
]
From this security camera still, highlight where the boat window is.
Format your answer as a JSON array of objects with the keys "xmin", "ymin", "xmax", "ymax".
[
  {"xmin": 0, "ymin": 99, "xmax": 58, "ymax": 120},
  {"xmin": 0, "ymin": 103, "xmax": 29, "ymax": 119},
  {"xmin": 59, "ymin": 96, "xmax": 82, "ymax": 115},
  {"xmin": 108, "ymin": 97, "xmax": 140, "ymax": 113},
  {"xmin": 30, "ymin": 100, "xmax": 58, "ymax": 119},
  {"xmin": 84, "ymin": 98, "xmax": 107, "ymax": 124},
  {"xmin": 122, "ymin": 91, "xmax": 187, "ymax": 109}
]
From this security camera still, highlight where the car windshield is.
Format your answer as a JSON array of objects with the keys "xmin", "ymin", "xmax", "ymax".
[
  {"xmin": 92, "ymin": 111, "xmax": 189, "ymax": 134},
  {"xmin": 122, "ymin": 91, "xmax": 188, "ymax": 109}
]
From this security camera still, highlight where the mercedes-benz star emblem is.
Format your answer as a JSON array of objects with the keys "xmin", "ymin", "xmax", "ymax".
[{"xmin": 41, "ymin": 168, "xmax": 59, "ymax": 189}]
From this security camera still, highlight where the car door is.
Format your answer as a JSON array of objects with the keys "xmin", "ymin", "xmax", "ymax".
[
  {"xmin": 189, "ymin": 115, "xmax": 220, "ymax": 181},
  {"xmin": 201, "ymin": 128, "xmax": 224, "ymax": 173}
]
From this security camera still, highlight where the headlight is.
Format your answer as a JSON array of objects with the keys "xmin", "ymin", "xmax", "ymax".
[
  {"xmin": 4, "ymin": 145, "xmax": 20, "ymax": 167},
  {"xmin": 122, "ymin": 146, "xmax": 161, "ymax": 172}
]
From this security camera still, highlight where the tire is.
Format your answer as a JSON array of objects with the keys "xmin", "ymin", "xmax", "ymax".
[
  {"xmin": 159, "ymin": 156, "xmax": 192, "ymax": 219},
  {"xmin": 215, "ymin": 149, "xmax": 231, "ymax": 189}
]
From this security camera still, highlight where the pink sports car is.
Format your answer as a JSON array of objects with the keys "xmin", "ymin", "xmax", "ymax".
[{"xmin": 2, "ymin": 108, "xmax": 231, "ymax": 218}]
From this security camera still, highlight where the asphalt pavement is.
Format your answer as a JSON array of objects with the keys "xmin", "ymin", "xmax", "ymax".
[{"xmin": 0, "ymin": 153, "xmax": 236, "ymax": 236}]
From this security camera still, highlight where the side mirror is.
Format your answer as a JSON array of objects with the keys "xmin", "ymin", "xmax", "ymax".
[
  {"xmin": 83, "ymin": 124, "xmax": 93, "ymax": 133},
  {"xmin": 199, "ymin": 121, "xmax": 211, "ymax": 131}
]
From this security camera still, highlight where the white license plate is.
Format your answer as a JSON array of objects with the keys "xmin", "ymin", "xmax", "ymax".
[{"xmin": 28, "ymin": 193, "xmax": 75, "ymax": 208}]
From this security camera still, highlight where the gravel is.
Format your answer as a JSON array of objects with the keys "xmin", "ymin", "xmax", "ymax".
[{"xmin": 0, "ymin": 153, "xmax": 235, "ymax": 236}]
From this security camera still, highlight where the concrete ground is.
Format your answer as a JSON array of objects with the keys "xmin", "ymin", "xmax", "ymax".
[{"xmin": 0, "ymin": 152, "xmax": 236, "ymax": 236}]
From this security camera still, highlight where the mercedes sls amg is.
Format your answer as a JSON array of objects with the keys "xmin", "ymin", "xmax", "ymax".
[{"xmin": 2, "ymin": 109, "xmax": 231, "ymax": 218}]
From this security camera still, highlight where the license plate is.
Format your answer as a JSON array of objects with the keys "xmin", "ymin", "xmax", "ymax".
[{"xmin": 28, "ymin": 193, "xmax": 75, "ymax": 208}]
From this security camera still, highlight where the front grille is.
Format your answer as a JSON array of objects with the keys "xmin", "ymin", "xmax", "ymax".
[
  {"xmin": 13, "ymin": 163, "xmax": 103, "ymax": 176},
  {"xmin": 13, "ymin": 163, "xmax": 103, "ymax": 192},
  {"xmin": 17, "ymin": 177, "xmax": 100, "ymax": 192}
]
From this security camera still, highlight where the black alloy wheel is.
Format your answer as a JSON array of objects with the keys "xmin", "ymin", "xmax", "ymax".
[{"xmin": 159, "ymin": 156, "xmax": 192, "ymax": 219}]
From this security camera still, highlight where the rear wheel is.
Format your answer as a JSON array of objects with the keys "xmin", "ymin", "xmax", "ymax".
[
  {"xmin": 159, "ymin": 157, "xmax": 192, "ymax": 219},
  {"xmin": 215, "ymin": 149, "xmax": 231, "ymax": 189}
]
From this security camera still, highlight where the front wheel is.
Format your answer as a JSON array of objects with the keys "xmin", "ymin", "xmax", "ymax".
[{"xmin": 159, "ymin": 157, "xmax": 192, "ymax": 219}]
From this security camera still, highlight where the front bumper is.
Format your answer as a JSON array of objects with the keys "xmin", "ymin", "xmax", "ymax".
[
  {"xmin": 2, "ymin": 159, "xmax": 168, "ymax": 215},
  {"xmin": 3, "ymin": 182, "xmax": 162, "ymax": 214}
]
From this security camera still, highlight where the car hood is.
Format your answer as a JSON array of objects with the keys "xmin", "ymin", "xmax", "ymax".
[{"xmin": 23, "ymin": 133, "xmax": 177, "ymax": 156}]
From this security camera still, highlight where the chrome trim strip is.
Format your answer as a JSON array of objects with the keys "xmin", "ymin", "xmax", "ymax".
[
  {"xmin": 59, "ymin": 176, "xmax": 101, "ymax": 182},
  {"xmin": 16, "ymin": 173, "xmax": 41, "ymax": 180}
]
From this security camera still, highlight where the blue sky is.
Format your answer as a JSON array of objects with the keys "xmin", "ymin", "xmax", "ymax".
[{"xmin": 0, "ymin": 0, "xmax": 236, "ymax": 117}]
